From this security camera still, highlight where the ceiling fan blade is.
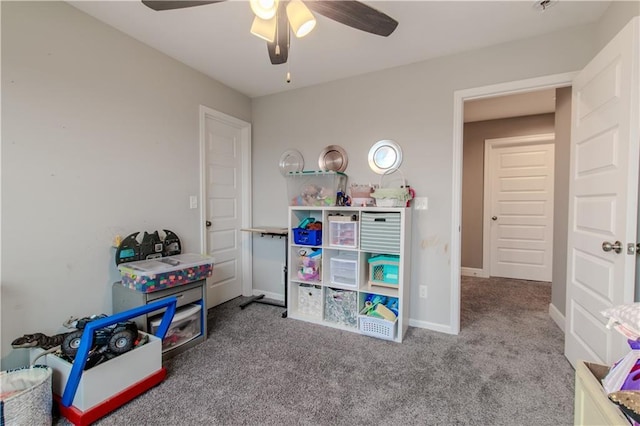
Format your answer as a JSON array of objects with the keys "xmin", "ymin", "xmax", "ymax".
[
  {"xmin": 141, "ymin": 1, "xmax": 224, "ymax": 11},
  {"xmin": 304, "ymin": 0, "xmax": 398, "ymax": 37},
  {"xmin": 267, "ymin": 3, "xmax": 289, "ymax": 65}
]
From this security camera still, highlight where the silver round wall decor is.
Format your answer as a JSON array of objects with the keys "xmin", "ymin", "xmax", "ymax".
[
  {"xmin": 368, "ymin": 140, "xmax": 403, "ymax": 174},
  {"xmin": 278, "ymin": 149, "xmax": 304, "ymax": 175},
  {"xmin": 318, "ymin": 145, "xmax": 348, "ymax": 172}
]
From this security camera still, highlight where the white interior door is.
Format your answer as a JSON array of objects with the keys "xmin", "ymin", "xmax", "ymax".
[
  {"xmin": 485, "ymin": 135, "xmax": 555, "ymax": 282},
  {"xmin": 565, "ymin": 17, "xmax": 640, "ymax": 367},
  {"xmin": 200, "ymin": 106, "xmax": 252, "ymax": 309}
]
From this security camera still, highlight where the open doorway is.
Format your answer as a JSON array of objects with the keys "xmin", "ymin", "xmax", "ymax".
[
  {"xmin": 450, "ymin": 73, "xmax": 576, "ymax": 335},
  {"xmin": 461, "ymin": 92, "xmax": 557, "ymax": 281}
]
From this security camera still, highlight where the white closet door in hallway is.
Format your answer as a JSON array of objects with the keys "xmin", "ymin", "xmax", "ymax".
[{"xmin": 485, "ymin": 135, "xmax": 555, "ymax": 282}]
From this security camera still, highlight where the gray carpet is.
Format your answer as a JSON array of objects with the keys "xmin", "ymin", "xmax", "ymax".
[{"xmin": 61, "ymin": 276, "xmax": 575, "ymax": 425}]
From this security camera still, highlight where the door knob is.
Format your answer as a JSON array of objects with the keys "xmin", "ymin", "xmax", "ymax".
[
  {"xmin": 206, "ymin": 221, "xmax": 212, "ymax": 228},
  {"xmin": 602, "ymin": 240, "xmax": 622, "ymax": 254},
  {"xmin": 491, "ymin": 216, "xmax": 497, "ymax": 221}
]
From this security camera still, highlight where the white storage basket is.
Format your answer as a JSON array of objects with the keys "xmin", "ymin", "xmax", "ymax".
[
  {"xmin": 0, "ymin": 365, "xmax": 53, "ymax": 425},
  {"xmin": 358, "ymin": 315, "xmax": 397, "ymax": 341},
  {"xmin": 371, "ymin": 169, "xmax": 411, "ymax": 207}
]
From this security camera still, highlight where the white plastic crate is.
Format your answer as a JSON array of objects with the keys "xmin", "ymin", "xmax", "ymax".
[
  {"xmin": 330, "ymin": 257, "xmax": 358, "ymax": 287},
  {"xmin": 358, "ymin": 315, "xmax": 397, "ymax": 341}
]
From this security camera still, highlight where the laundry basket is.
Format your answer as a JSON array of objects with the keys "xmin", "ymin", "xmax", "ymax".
[
  {"xmin": 0, "ymin": 365, "xmax": 53, "ymax": 425},
  {"xmin": 371, "ymin": 168, "xmax": 412, "ymax": 207}
]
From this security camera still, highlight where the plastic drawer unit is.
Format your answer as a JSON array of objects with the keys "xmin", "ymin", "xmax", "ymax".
[
  {"xmin": 330, "ymin": 253, "xmax": 358, "ymax": 287},
  {"xmin": 150, "ymin": 304, "xmax": 202, "ymax": 351},
  {"xmin": 112, "ymin": 279, "xmax": 207, "ymax": 359},
  {"xmin": 328, "ymin": 216, "xmax": 358, "ymax": 248}
]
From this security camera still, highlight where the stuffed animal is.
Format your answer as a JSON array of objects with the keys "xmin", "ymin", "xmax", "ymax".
[{"xmin": 301, "ymin": 184, "xmax": 321, "ymax": 206}]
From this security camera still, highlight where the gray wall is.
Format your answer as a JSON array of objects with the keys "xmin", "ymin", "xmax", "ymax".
[
  {"xmin": 249, "ymin": 2, "xmax": 637, "ymax": 333},
  {"xmin": 461, "ymin": 114, "xmax": 556, "ymax": 270},
  {"xmin": 551, "ymin": 87, "xmax": 572, "ymax": 318},
  {"xmin": 251, "ymin": 24, "xmax": 599, "ymax": 331},
  {"xmin": 595, "ymin": 1, "xmax": 640, "ymax": 50},
  {"xmin": 1, "ymin": 2, "xmax": 251, "ymax": 368}
]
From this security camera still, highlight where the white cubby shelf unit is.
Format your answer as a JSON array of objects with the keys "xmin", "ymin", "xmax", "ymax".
[{"xmin": 288, "ymin": 206, "xmax": 412, "ymax": 342}]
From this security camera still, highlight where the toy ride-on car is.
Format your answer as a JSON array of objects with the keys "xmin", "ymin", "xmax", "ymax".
[{"xmin": 61, "ymin": 314, "xmax": 139, "ymax": 362}]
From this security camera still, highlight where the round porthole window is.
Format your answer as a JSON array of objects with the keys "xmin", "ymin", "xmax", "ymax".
[{"xmin": 368, "ymin": 140, "xmax": 403, "ymax": 174}]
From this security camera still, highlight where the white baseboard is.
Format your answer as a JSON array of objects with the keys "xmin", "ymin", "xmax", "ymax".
[
  {"xmin": 461, "ymin": 267, "xmax": 489, "ymax": 278},
  {"xmin": 409, "ymin": 318, "xmax": 457, "ymax": 335},
  {"xmin": 549, "ymin": 303, "xmax": 565, "ymax": 333}
]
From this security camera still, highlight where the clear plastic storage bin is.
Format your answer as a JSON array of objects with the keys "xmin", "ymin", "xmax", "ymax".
[
  {"xmin": 329, "ymin": 217, "xmax": 358, "ymax": 248},
  {"xmin": 150, "ymin": 303, "xmax": 202, "ymax": 351},
  {"xmin": 287, "ymin": 171, "xmax": 348, "ymax": 206},
  {"xmin": 330, "ymin": 254, "xmax": 358, "ymax": 287},
  {"xmin": 118, "ymin": 253, "xmax": 214, "ymax": 293}
]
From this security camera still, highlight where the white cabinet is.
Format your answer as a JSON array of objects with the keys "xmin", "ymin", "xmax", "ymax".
[
  {"xmin": 574, "ymin": 361, "xmax": 629, "ymax": 425},
  {"xmin": 287, "ymin": 206, "xmax": 412, "ymax": 342}
]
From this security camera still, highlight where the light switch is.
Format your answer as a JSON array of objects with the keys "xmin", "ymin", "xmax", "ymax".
[
  {"xmin": 189, "ymin": 195, "xmax": 198, "ymax": 209},
  {"xmin": 414, "ymin": 197, "xmax": 428, "ymax": 210}
]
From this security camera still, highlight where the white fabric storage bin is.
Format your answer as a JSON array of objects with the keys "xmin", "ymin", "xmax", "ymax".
[
  {"xmin": 0, "ymin": 365, "xmax": 52, "ymax": 425},
  {"xmin": 297, "ymin": 284, "xmax": 322, "ymax": 317},
  {"xmin": 324, "ymin": 288, "xmax": 358, "ymax": 328}
]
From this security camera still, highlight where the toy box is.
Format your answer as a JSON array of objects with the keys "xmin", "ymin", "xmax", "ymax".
[
  {"xmin": 117, "ymin": 253, "xmax": 214, "ymax": 293},
  {"xmin": 287, "ymin": 171, "xmax": 348, "ymax": 206},
  {"xmin": 30, "ymin": 332, "xmax": 161, "ymax": 412}
]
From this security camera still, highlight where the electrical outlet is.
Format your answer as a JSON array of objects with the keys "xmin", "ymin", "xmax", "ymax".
[
  {"xmin": 419, "ymin": 285, "xmax": 427, "ymax": 298},
  {"xmin": 189, "ymin": 195, "xmax": 198, "ymax": 209},
  {"xmin": 414, "ymin": 197, "xmax": 428, "ymax": 210}
]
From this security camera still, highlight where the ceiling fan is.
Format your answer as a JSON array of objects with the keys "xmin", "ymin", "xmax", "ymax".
[{"xmin": 141, "ymin": 1, "xmax": 398, "ymax": 65}]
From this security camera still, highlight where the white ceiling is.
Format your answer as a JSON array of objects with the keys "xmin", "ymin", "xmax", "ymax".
[{"xmin": 69, "ymin": 0, "xmax": 611, "ymax": 99}]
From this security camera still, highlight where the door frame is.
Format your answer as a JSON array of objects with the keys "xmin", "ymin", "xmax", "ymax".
[
  {"xmin": 199, "ymin": 105, "xmax": 253, "ymax": 299},
  {"xmin": 482, "ymin": 133, "xmax": 555, "ymax": 279},
  {"xmin": 451, "ymin": 72, "xmax": 576, "ymax": 335}
]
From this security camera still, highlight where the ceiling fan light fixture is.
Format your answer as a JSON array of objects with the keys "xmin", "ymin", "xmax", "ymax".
[
  {"xmin": 286, "ymin": 0, "xmax": 316, "ymax": 38},
  {"xmin": 532, "ymin": 0, "xmax": 558, "ymax": 12},
  {"xmin": 250, "ymin": 0, "xmax": 279, "ymax": 20},
  {"xmin": 250, "ymin": 16, "xmax": 277, "ymax": 42}
]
